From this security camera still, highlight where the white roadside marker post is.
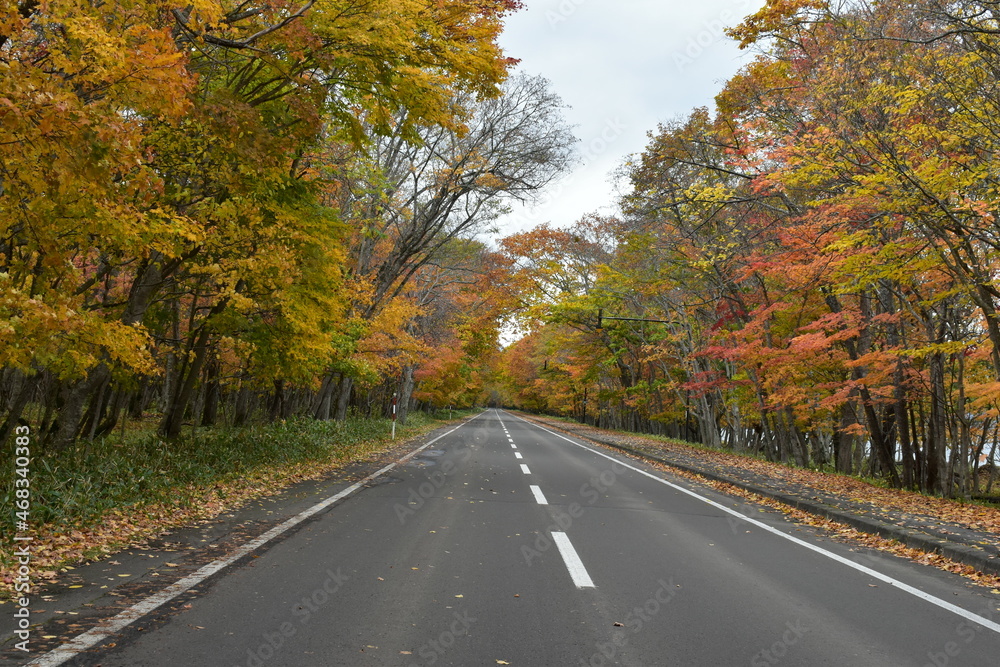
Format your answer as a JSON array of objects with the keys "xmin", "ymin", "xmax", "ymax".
[{"xmin": 392, "ymin": 392, "xmax": 398, "ymax": 440}]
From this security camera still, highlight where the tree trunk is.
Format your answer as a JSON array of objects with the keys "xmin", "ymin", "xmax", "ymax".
[
  {"xmin": 313, "ymin": 373, "xmax": 337, "ymax": 421},
  {"xmin": 333, "ymin": 375, "xmax": 354, "ymax": 421},
  {"xmin": 397, "ymin": 365, "xmax": 416, "ymax": 425},
  {"xmin": 49, "ymin": 365, "xmax": 110, "ymax": 451},
  {"xmin": 895, "ymin": 382, "xmax": 914, "ymax": 490},
  {"xmin": 201, "ymin": 355, "xmax": 221, "ymax": 427},
  {"xmin": 94, "ymin": 389, "xmax": 127, "ymax": 439},
  {"xmin": 81, "ymin": 374, "xmax": 111, "ymax": 441},
  {"xmin": 954, "ymin": 353, "xmax": 971, "ymax": 499},
  {"xmin": 0, "ymin": 373, "xmax": 38, "ymax": 448},
  {"xmin": 233, "ymin": 377, "xmax": 252, "ymax": 426},
  {"xmin": 836, "ymin": 402, "xmax": 858, "ymax": 474},
  {"xmin": 925, "ymin": 352, "xmax": 947, "ymax": 494},
  {"xmin": 160, "ymin": 325, "xmax": 212, "ymax": 438},
  {"xmin": 268, "ymin": 380, "xmax": 285, "ymax": 422}
]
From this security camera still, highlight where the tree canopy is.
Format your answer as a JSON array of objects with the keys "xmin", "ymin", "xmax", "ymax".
[{"xmin": 0, "ymin": 0, "xmax": 572, "ymax": 448}]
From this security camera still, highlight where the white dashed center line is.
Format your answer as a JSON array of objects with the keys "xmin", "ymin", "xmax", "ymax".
[
  {"xmin": 520, "ymin": 464, "xmax": 531, "ymax": 475},
  {"xmin": 515, "ymin": 452, "xmax": 523, "ymax": 459},
  {"xmin": 529, "ymin": 485, "xmax": 548, "ymax": 505},
  {"xmin": 552, "ymin": 532, "xmax": 595, "ymax": 588}
]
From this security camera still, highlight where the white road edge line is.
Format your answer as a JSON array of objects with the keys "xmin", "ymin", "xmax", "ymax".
[
  {"xmin": 25, "ymin": 413, "xmax": 486, "ymax": 667},
  {"xmin": 529, "ymin": 485, "xmax": 548, "ymax": 505},
  {"xmin": 520, "ymin": 464, "xmax": 531, "ymax": 475},
  {"xmin": 552, "ymin": 531, "xmax": 595, "ymax": 588},
  {"xmin": 507, "ymin": 413, "xmax": 1000, "ymax": 636}
]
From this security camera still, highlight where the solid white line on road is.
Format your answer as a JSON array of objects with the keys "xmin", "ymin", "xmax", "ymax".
[
  {"xmin": 552, "ymin": 531, "xmax": 595, "ymax": 588},
  {"xmin": 25, "ymin": 413, "xmax": 488, "ymax": 667},
  {"xmin": 520, "ymin": 464, "xmax": 531, "ymax": 475},
  {"xmin": 530, "ymin": 485, "xmax": 548, "ymax": 505},
  {"xmin": 507, "ymin": 413, "xmax": 1000, "ymax": 636},
  {"xmin": 515, "ymin": 452, "xmax": 523, "ymax": 459}
]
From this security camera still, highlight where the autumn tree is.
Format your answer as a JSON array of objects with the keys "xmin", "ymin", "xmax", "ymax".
[
  {"xmin": 498, "ymin": 0, "xmax": 1000, "ymax": 497},
  {"xmin": 0, "ymin": 0, "xmax": 531, "ymax": 446},
  {"xmin": 311, "ymin": 72, "xmax": 575, "ymax": 421}
]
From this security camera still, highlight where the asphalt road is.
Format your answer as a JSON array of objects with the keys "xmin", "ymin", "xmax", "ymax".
[{"xmin": 20, "ymin": 410, "xmax": 1000, "ymax": 666}]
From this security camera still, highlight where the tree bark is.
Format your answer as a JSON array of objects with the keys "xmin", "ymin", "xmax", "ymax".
[
  {"xmin": 160, "ymin": 325, "xmax": 212, "ymax": 438},
  {"xmin": 268, "ymin": 380, "xmax": 285, "ymax": 422},
  {"xmin": 396, "ymin": 365, "xmax": 416, "ymax": 425},
  {"xmin": 0, "ymin": 373, "xmax": 38, "ymax": 448},
  {"xmin": 333, "ymin": 375, "xmax": 353, "ymax": 421},
  {"xmin": 313, "ymin": 373, "xmax": 336, "ymax": 421}
]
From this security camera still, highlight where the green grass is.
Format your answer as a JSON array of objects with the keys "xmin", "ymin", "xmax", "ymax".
[{"xmin": 1, "ymin": 411, "xmax": 448, "ymax": 541}]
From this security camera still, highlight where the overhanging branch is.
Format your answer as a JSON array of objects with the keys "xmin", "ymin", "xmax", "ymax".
[{"xmin": 172, "ymin": 1, "xmax": 316, "ymax": 50}]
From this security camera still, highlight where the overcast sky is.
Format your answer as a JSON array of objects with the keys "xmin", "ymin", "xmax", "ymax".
[{"xmin": 492, "ymin": 0, "xmax": 765, "ymax": 237}]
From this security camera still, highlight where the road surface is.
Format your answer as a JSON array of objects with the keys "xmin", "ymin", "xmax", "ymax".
[{"xmin": 19, "ymin": 410, "xmax": 1000, "ymax": 666}]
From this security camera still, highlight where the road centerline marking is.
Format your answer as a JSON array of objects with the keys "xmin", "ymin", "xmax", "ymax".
[
  {"xmin": 552, "ymin": 531, "xmax": 595, "ymax": 588},
  {"xmin": 529, "ymin": 485, "xmax": 548, "ymax": 505},
  {"xmin": 515, "ymin": 452, "xmax": 523, "ymax": 459},
  {"xmin": 520, "ymin": 463, "xmax": 531, "ymax": 475}
]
